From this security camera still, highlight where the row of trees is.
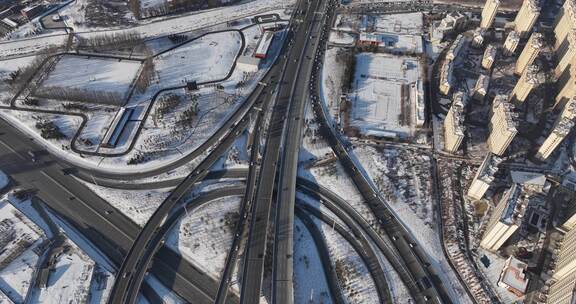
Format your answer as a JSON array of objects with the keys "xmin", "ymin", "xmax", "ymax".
[
  {"xmin": 35, "ymin": 86, "xmax": 124, "ymax": 106},
  {"xmin": 78, "ymin": 31, "xmax": 143, "ymax": 49},
  {"xmin": 129, "ymin": 0, "xmax": 230, "ymax": 19},
  {"xmin": 135, "ymin": 57, "xmax": 156, "ymax": 93}
]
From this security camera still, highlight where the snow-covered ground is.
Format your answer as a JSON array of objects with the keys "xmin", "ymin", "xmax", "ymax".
[
  {"xmin": 29, "ymin": 241, "xmax": 95, "ymax": 304},
  {"xmin": 145, "ymin": 275, "xmax": 185, "ymax": 304},
  {"xmin": 350, "ymin": 144, "xmax": 473, "ymax": 303},
  {"xmin": 309, "ymin": 211, "xmax": 379, "ymax": 304},
  {"xmin": 62, "ymin": 0, "xmax": 293, "ymax": 34},
  {"xmin": 349, "ymin": 52, "xmax": 422, "ymax": 138},
  {"xmin": 293, "ymin": 217, "xmax": 333, "ymax": 304},
  {"xmin": 0, "ymin": 56, "xmax": 38, "ymax": 104},
  {"xmin": 372, "ymin": 13, "xmax": 423, "ymax": 35},
  {"xmin": 320, "ymin": 47, "xmax": 347, "ymax": 125},
  {"xmin": 166, "ymin": 195, "xmax": 242, "ymax": 279},
  {"xmin": 0, "ymin": 246, "xmax": 39, "ymax": 303},
  {"xmin": 37, "ymin": 55, "xmax": 141, "ymax": 102},
  {"xmin": 0, "ymin": 199, "xmax": 45, "ymax": 303},
  {"xmin": 0, "ymin": 200, "xmax": 45, "ymax": 268},
  {"xmin": 82, "ymin": 181, "xmax": 172, "ymax": 226},
  {"xmin": 475, "ymin": 249, "xmax": 520, "ymax": 304},
  {"xmin": 353, "ymin": 145, "xmax": 435, "ymax": 227},
  {"xmin": 328, "ymin": 31, "xmax": 356, "ymax": 46},
  {"xmin": 154, "ymin": 31, "xmax": 242, "ymax": 87},
  {"xmin": 0, "ymin": 24, "xmax": 282, "ymax": 173}
]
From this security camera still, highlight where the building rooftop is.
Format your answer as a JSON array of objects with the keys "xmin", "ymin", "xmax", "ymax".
[
  {"xmin": 493, "ymin": 95, "xmax": 518, "ymax": 131},
  {"xmin": 510, "ymin": 171, "xmax": 546, "ymax": 188},
  {"xmin": 500, "ymin": 184, "xmax": 527, "ymax": 225},
  {"xmin": 450, "ymin": 92, "xmax": 467, "ymax": 135},
  {"xmin": 525, "ymin": 0, "xmax": 540, "ymax": 12},
  {"xmin": 553, "ymin": 117, "xmax": 575, "ymax": 136},
  {"xmin": 478, "ymin": 153, "xmax": 503, "ymax": 183},
  {"xmin": 528, "ymin": 32, "xmax": 544, "ymax": 49},
  {"xmin": 484, "ymin": 44, "xmax": 497, "ymax": 60},
  {"xmin": 498, "ymin": 256, "xmax": 529, "ymax": 296}
]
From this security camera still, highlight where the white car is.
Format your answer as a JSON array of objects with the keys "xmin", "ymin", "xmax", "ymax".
[{"xmin": 52, "ymin": 15, "xmax": 61, "ymax": 22}]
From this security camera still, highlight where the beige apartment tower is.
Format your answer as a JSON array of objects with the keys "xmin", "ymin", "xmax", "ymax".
[
  {"xmin": 557, "ymin": 65, "xmax": 576, "ymax": 109},
  {"xmin": 472, "ymin": 74, "xmax": 490, "ymax": 101},
  {"xmin": 503, "ymin": 31, "xmax": 520, "ymax": 56},
  {"xmin": 514, "ymin": 0, "xmax": 540, "ymax": 38},
  {"xmin": 511, "ymin": 64, "xmax": 540, "ymax": 103},
  {"xmin": 443, "ymin": 92, "xmax": 467, "ymax": 153},
  {"xmin": 488, "ymin": 95, "xmax": 517, "ymax": 155},
  {"xmin": 553, "ymin": 227, "xmax": 576, "ymax": 281},
  {"xmin": 481, "ymin": 0, "xmax": 500, "ymax": 29},
  {"xmin": 467, "ymin": 153, "xmax": 502, "ymax": 200},
  {"xmin": 554, "ymin": 0, "xmax": 576, "ymax": 51},
  {"xmin": 515, "ymin": 32, "xmax": 544, "ymax": 75},
  {"xmin": 555, "ymin": 31, "xmax": 576, "ymax": 79},
  {"xmin": 440, "ymin": 59, "xmax": 454, "ymax": 95},
  {"xmin": 536, "ymin": 117, "xmax": 575, "ymax": 160},
  {"xmin": 482, "ymin": 44, "xmax": 498, "ymax": 70},
  {"xmin": 546, "ymin": 269, "xmax": 576, "ymax": 304},
  {"xmin": 480, "ymin": 184, "xmax": 526, "ymax": 251}
]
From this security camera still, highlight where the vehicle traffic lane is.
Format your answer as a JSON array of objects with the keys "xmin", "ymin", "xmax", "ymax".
[
  {"xmin": 240, "ymin": 0, "xmax": 323, "ymax": 301},
  {"xmin": 272, "ymin": 0, "xmax": 335, "ymax": 301}
]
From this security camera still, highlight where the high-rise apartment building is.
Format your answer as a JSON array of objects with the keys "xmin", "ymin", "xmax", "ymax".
[
  {"xmin": 515, "ymin": 32, "xmax": 544, "ymax": 75},
  {"xmin": 481, "ymin": 0, "xmax": 500, "ymax": 29},
  {"xmin": 440, "ymin": 59, "xmax": 454, "ymax": 95},
  {"xmin": 482, "ymin": 44, "xmax": 498, "ymax": 70},
  {"xmin": 444, "ymin": 92, "xmax": 467, "ymax": 153},
  {"xmin": 555, "ymin": 31, "xmax": 576, "ymax": 79},
  {"xmin": 480, "ymin": 184, "xmax": 527, "ymax": 251},
  {"xmin": 488, "ymin": 95, "xmax": 517, "ymax": 155},
  {"xmin": 554, "ymin": 0, "xmax": 576, "ymax": 51},
  {"xmin": 556, "ymin": 64, "xmax": 576, "ymax": 108},
  {"xmin": 514, "ymin": 0, "xmax": 540, "ymax": 38},
  {"xmin": 554, "ymin": 227, "xmax": 576, "ymax": 281},
  {"xmin": 472, "ymin": 74, "xmax": 490, "ymax": 101},
  {"xmin": 536, "ymin": 117, "xmax": 575, "ymax": 160},
  {"xmin": 503, "ymin": 31, "xmax": 520, "ymax": 56},
  {"xmin": 467, "ymin": 153, "xmax": 503, "ymax": 200},
  {"xmin": 546, "ymin": 268, "xmax": 576, "ymax": 304},
  {"xmin": 511, "ymin": 64, "xmax": 540, "ymax": 103}
]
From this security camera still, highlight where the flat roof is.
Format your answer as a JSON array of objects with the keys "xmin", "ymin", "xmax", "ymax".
[{"xmin": 498, "ymin": 256, "xmax": 529, "ymax": 295}]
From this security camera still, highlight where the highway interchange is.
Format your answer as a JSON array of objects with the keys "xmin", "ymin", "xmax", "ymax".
[{"xmin": 0, "ymin": 0, "xmax": 466, "ymax": 303}]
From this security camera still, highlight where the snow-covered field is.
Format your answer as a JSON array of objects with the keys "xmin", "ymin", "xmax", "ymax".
[
  {"xmin": 166, "ymin": 195, "xmax": 242, "ymax": 279},
  {"xmin": 154, "ymin": 31, "xmax": 242, "ymax": 87},
  {"xmin": 372, "ymin": 13, "xmax": 423, "ymax": 35},
  {"xmin": 353, "ymin": 145, "xmax": 435, "ymax": 227},
  {"xmin": 0, "ymin": 56, "xmax": 38, "ymax": 104},
  {"xmin": 310, "ymin": 211, "xmax": 379, "ymax": 304},
  {"xmin": 349, "ymin": 52, "xmax": 422, "ymax": 138},
  {"xmin": 0, "ymin": 247, "xmax": 39, "ymax": 303},
  {"xmin": 29, "ymin": 241, "xmax": 95, "ymax": 304},
  {"xmin": 82, "ymin": 182, "xmax": 172, "ymax": 226},
  {"xmin": 320, "ymin": 47, "xmax": 347, "ymax": 125},
  {"xmin": 293, "ymin": 217, "xmax": 333, "ymax": 304},
  {"xmin": 0, "ymin": 199, "xmax": 45, "ymax": 303},
  {"xmin": 37, "ymin": 55, "xmax": 141, "ymax": 102},
  {"xmin": 350, "ymin": 145, "xmax": 473, "ymax": 303}
]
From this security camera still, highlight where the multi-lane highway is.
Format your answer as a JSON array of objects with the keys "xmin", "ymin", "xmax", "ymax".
[
  {"xmin": 0, "ymin": 119, "xmax": 242, "ymax": 304},
  {"xmin": 0, "ymin": 0, "xmax": 470, "ymax": 301},
  {"xmin": 239, "ymin": 0, "xmax": 336, "ymax": 301},
  {"xmin": 272, "ymin": 0, "xmax": 339, "ymax": 301}
]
